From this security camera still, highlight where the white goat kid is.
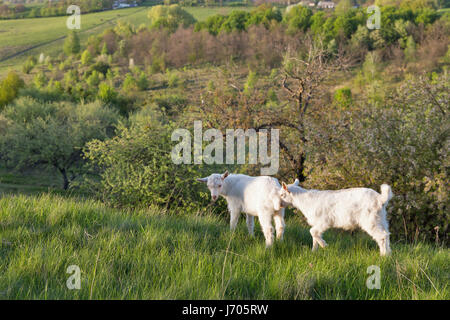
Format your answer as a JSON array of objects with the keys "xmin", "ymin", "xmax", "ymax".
[
  {"xmin": 197, "ymin": 171, "xmax": 285, "ymax": 247},
  {"xmin": 279, "ymin": 180, "xmax": 393, "ymax": 256}
]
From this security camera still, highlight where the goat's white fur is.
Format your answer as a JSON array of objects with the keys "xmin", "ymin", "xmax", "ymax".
[
  {"xmin": 280, "ymin": 179, "xmax": 393, "ymax": 256},
  {"xmin": 197, "ymin": 171, "xmax": 285, "ymax": 247}
]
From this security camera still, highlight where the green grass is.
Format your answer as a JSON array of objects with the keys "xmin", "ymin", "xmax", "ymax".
[{"xmin": 0, "ymin": 193, "xmax": 448, "ymax": 299}]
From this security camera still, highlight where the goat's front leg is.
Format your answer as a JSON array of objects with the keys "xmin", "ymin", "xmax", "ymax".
[
  {"xmin": 229, "ymin": 208, "xmax": 240, "ymax": 231},
  {"xmin": 246, "ymin": 214, "xmax": 254, "ymax": 236}
]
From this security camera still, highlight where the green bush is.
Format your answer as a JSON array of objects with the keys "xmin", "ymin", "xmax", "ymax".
[
  {"xmin": 22, "ymin": 56, "xmax": 36, "ymax": 74},
  {"xmin": 97, "ymin": 82, "xmax": 118, "ymax": 104},
  {"xmin": 63, "ymin": 31, "xmax": 81, "ymax": 56},
  {"xmin": 81, "ymin": 49, "xmax": 93, "ymax": 66},
  {"xmin": 333, "ymin": 87, "xmax": 352, "ymax": 108},
  {"xmin": 148, "ymin": 5, "xmax": 197, "ymax": 32},
  {"xmin": 284, "ymin": 5, "xmax": 312, "ymax": 33},
  {"xmin": 84, "ymin": 107, "xmax": 212, "ymax": 209},
  {"xmin": 306, "ymin": 74, "xmax": 449, "ymax": 243},
  {"xmin": 0, "ymin": 71, "xmax": 24, "ymax": 109}
]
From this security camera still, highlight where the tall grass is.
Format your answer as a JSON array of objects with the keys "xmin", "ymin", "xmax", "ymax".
[{"xmin": 0, "ymin": 194, "xmax": 448, "ymax": 299}]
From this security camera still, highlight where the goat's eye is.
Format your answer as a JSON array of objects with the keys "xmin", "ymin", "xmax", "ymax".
[{"xmin": 218, "ymin": 185, "xmax": 222, "ymax": 188}]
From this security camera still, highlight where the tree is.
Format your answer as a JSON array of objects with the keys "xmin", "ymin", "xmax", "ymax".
[
  {"xmin": 404, "ymin": 35, "xmax": 416, "ymax": 63},
  {"xmin": 0, "ymin": 71, "xmax": 24, "ymax": 109},
  {"xmin": 148, "ymin": 5, "xmax": 196, "ymax": 33},
  {"xmin": 284, "ymin": 5, "xmax": 312, "ymax": 33},
  {"xmin": 84, "ymin": 106, "xmax": 211, "ymax": 209},
  {"xmin": 63, "ymin": 31, "xmax": 81, "ymax": 56},
  {"xmin": 220, "ymin": 10, "xmax": 251, "ymax": 32},
  {"xmin": 194, "ymin": 38, "xmax": 352, "ymax": 182},
  {"xmin": 246, "ymin": 5, "xmax": 282, "ymax": 29},
  {"xmin": 81, "ymin": 49, "xmax": 93, "ymax": 65},
  {"xmin": 0, "ymin": 98, "xmax": 119, "ymax": 190},
  {"xmin": 98, "ymin": 82, "xmax": 118, "ymax": 104}
]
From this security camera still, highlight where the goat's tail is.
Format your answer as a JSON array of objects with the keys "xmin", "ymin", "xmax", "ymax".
[{"xmin": 380, "ymin": 184, "xmax": 393, "ymax": 206}]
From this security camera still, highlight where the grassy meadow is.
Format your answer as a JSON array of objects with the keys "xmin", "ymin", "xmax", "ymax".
[
  {"xmin": 0, "ymin": 0, "xmax": 448, "ymax": 301},
  {"xmin": 0, "ymin": 190, "xmax": 448, "ymax": 300}
]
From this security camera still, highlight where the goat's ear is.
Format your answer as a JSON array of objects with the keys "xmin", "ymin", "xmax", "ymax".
[
  {"xmin": 282, "ymin": 182, "xmax": 288, "ymax": 191},
  {"xmin": 293, "ymin": 179, "xmax": 300, "ymax": 186},
  {"xmin": 222, "ymin": 170, "xmax": 229, "ymax": 180},
  {"xmin": 197, "ymin": 177, "xmax": 208, "ymax": 183}
]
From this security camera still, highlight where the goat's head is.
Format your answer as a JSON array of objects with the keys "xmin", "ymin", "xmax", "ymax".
[
  {"xmin": 196, "ymin": 170, "xmax": 229, "ymax": 202},
  {"xmin": 279, "ymin": 179, "xmax": 300, "ymax": 206}
]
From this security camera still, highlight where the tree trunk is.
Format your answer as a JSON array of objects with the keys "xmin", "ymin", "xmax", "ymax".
[
  {"xmin": 296, "ymin": 153, "xmax": 307, "ymax": 183},
  {"xmin": 60, "ymin": 168, "xmax": 70, "ymax": 190}
]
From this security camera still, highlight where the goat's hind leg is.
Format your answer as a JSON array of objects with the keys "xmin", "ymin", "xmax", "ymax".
[
  {"xmin": 258, "ymin": 213, "xmax": 274, "ymax": 248},
  {"xmin": 310, "ymin": 227, "xmax": 327, "ymax": 251},
  {"xmin": 273, "ymin": 209, "xmax": 285, "ymax": 241}
]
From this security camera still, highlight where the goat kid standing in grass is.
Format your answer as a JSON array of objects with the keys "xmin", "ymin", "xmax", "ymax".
[
  {"xmin": 197, "ymin": 171, "xmax": 285, "ymax": 247},
  {"xmin": 279, "ymin": 180, "xmax": 393, "ymax": 256}
]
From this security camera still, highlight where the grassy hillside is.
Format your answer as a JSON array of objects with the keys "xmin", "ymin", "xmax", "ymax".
[
  {"xmin": 0, "ymin": 193, "xmax": 448, "ymax": 299},
  {"xmin": 0, "ymin": 6, "xmax": 250, "ymax": 73}
]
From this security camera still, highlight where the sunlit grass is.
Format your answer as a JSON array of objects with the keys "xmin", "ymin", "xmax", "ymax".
[{"xmin": 0, "ymin": 193, "xmax": 448, "ymax": 299}]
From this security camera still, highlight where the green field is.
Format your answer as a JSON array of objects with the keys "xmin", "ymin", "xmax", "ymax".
[
  {"xmin": 0, "ymin": 6, "xmax": 250, "ymax": 73},
  {"xmin": 0, "ymin": 193, "xmax": 448, "ymax": 299}
]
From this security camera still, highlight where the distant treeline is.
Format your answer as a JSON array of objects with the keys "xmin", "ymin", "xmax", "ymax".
[{"xmin": 0, "ymin": 0, "xmax": 146, "ymax": 19}]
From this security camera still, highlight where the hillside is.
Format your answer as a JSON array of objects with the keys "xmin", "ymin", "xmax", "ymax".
[{"xmin": 0, "ymin": 193, "xmax": 448, "ymax": 299}]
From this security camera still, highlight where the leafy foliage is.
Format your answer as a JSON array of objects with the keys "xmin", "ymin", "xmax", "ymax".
[
  {"xmin": 84, "ymin": 106, "xmax": 211, "ymax": 209},
  {"xmin": 0, "ymin": 97, "xmax": 119, "ymax": 189},
  {"xmin": 148, "ymin": 5, "xmax": 197, "ymax": 32},
  {"xmin": 0, "ymin": 71, "xmax": 24, "ymax": 109},
  {"xmin": 306, "ymin": 73, "xmax": 449, "ymax": 243}
]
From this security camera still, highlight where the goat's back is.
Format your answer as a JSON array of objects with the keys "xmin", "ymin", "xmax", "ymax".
[
  {"xmin": 224, "ymin": 175, "xmax": 281, "ymax": 214},
  {"xmin": 298, "ymin": 187, "xmax": 385, "ymax": 229}
]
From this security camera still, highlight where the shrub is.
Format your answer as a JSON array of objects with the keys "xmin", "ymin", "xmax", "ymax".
[
  {"xmin": 84, "ymin": 107, "xmax": 211, "ymax": 209},
  {"xmin": 333, "ymin": 88, "xmax": 352, "ymax": 108},
  {"xmin": 87, "ymin": 70, "xmax": 101, "ymax": 87},
  {"xmin": 167, "ymin": 70, "xmax": 180, "ymax": 88},
  {"xmin": 81, "ymin": 49, "xmax": 93, "ymax": 66},
  {"xmin": 0, "ymin": 71, "xmax": 24, "ymax": 109},
  {"xmin": 63, "ymin": 31, "xmax": 81, "ymax": 56},
  {"xmin": 136, "ymin": 72, "xmax": 150, "ymax": 91},
  {"xmin": 22, "ymin": 56, "xmax": 36, "ymax": 74},
  {"xmin": 33, "ymin": 71, "xmax": 47, "ymax": 89},
  {"xmin": 306, "ymin": 74, "xmax": 449, "ymax": 243},
  {"xmin": 122, "ymin": 73, "xmax": 138, "ymax": 91},
  {"xmin": 90, "ymin": 61, "xmax": 111, "ymax": 76},
  {"xmin": 98, "ymin": 82, "xmax": 118, "ymax": 104}
]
